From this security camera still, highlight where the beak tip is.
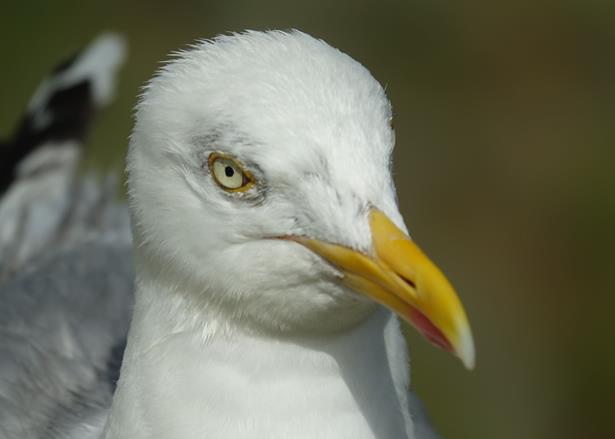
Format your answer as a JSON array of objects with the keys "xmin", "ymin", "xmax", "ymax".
[{"xmin": 457, "ymin": 325, "xmax": 476, "ymax": 370}]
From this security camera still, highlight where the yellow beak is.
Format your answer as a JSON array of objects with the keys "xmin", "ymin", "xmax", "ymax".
[{"xmin": 295, "ymin": 209, "xmax": 475, "ymax": 369}]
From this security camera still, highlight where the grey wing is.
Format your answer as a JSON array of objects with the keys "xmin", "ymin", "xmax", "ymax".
[
  {"xmin": 0, "ymin": 241, "xmax": 134, "ymax": 439},
  {"xmin": 408, "ymin": 390, "xmax": 442, "ymax": 439},
  {"xmin": 0, "ymin": 32, "xmax": 132, "ymax": 439}
]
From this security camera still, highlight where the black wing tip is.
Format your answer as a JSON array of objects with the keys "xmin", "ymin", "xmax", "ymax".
[
  {"xmin": 20, "ymin": 32, "xmax": 127, "ymax": 147},
  {"xmin": 1, "ymin": 33, "xmax": 127, "ymax": 195}
]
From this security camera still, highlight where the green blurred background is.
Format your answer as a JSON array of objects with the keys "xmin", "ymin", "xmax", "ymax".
[{"xmin": 2, "ymin": 1, "xmax": 614, "ymax": 438}]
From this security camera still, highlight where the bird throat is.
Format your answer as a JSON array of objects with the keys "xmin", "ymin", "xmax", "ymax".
[{"xmin": 102, "ymin": 282, "xmax": 414, "ymax": 439}]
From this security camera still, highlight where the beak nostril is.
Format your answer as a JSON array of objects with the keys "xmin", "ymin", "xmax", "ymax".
[{"xmin": 400, "ymin": 276, "xmax": 416, "ymax": 290}]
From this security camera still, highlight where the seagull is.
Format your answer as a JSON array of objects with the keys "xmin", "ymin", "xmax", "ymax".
[{"xmin": 0, "ymin": 30, "xmax": 473, "ymax": 439}]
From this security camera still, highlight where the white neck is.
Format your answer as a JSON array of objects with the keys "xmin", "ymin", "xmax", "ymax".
[{"xmin": 103, "ymin": 270, "xmax": 415, "ymax": 439}]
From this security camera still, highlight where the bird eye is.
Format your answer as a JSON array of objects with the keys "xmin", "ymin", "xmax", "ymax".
[{"xmin": 208, "ymin": 153, "xmax": 255, "ymax": 192}]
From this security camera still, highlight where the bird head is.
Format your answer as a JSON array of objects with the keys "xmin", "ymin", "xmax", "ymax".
[{"xmin": 127, "ymin": 30, "xmax": 474, "ymax": 369}]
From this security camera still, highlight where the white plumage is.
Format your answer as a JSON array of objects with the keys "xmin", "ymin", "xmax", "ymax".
[{"xmin": 107, "ymin": 30, "xmax": 467, "ymax": 439}]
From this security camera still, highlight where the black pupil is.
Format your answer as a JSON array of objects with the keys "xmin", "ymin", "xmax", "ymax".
[{"xmin": 224, "ymin": 166, "xmax": 235, "ymax": 178}]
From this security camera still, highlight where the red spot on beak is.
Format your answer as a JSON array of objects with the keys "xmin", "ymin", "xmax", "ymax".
[{"xmin": 407, "ymin": 306, "xmax": 453, "ymax": 352}]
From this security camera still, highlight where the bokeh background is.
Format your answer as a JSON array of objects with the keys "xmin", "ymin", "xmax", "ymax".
[{"xmin": 2, "ymin": 1, "xmax": 614, "ymax": 438}]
